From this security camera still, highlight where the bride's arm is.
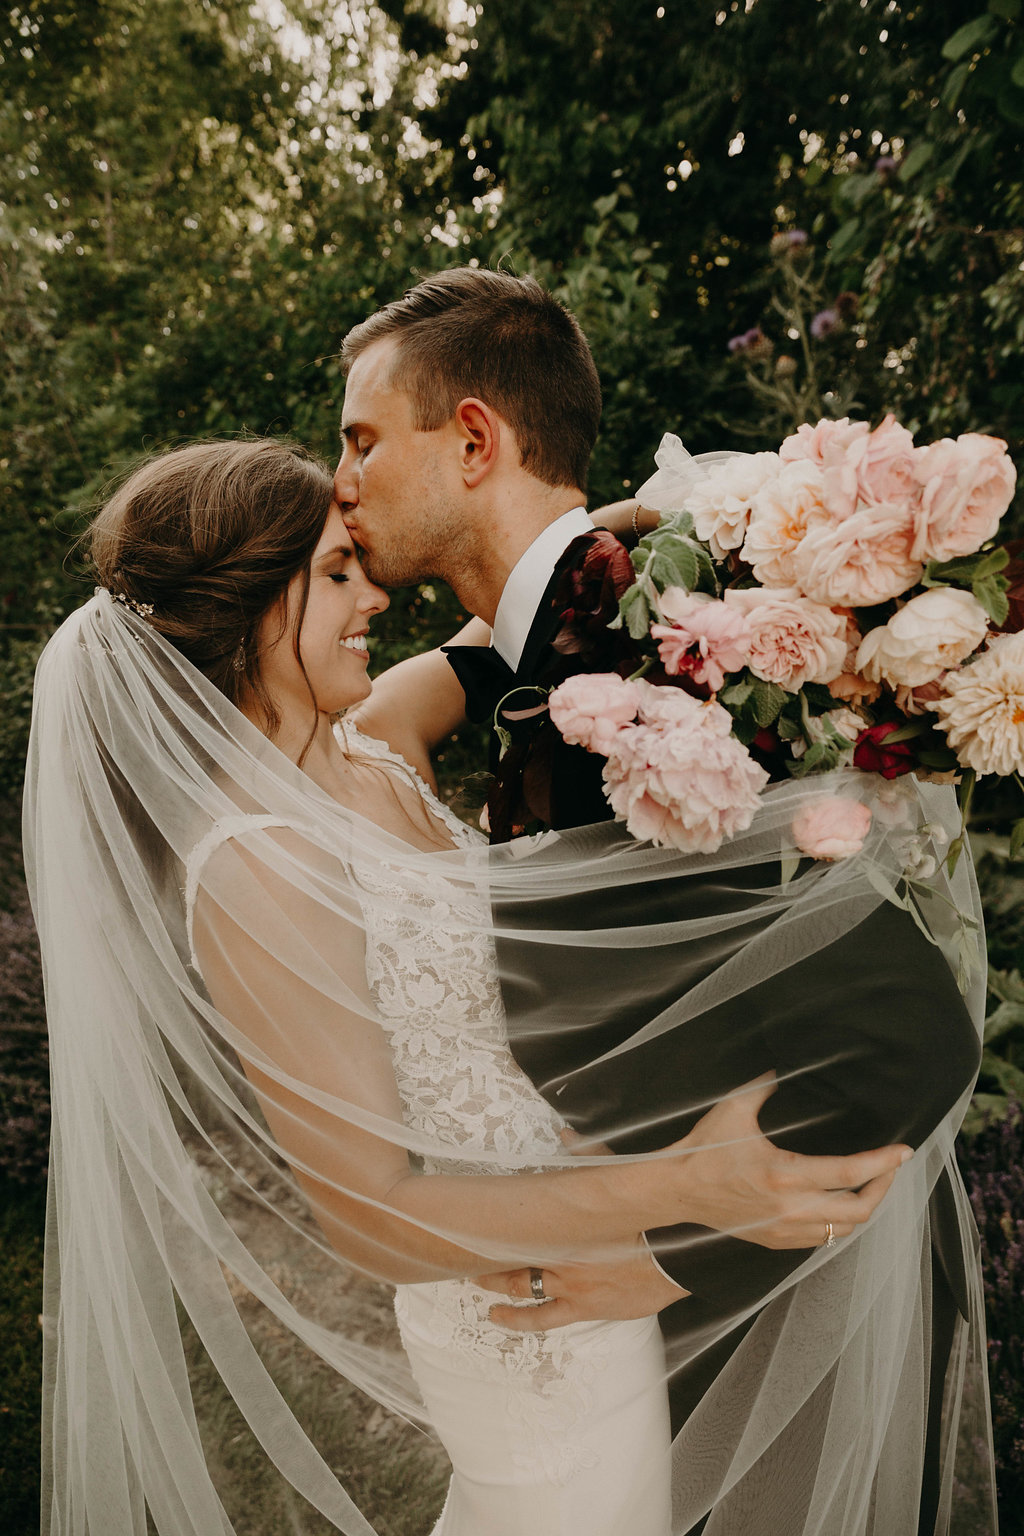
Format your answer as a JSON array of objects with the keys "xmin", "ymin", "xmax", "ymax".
[
  {"xmin": 194, "ymin": 834, "xmax": 907, "ymax": 1286},
  {"xmin": 345, "ymin": 615, "xmax": 489, "ymax": 788}
]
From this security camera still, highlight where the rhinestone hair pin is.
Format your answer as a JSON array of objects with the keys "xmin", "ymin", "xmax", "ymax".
[{"xmin": 112, "ymin": 589, "xmax": 155, "ymax": 619}]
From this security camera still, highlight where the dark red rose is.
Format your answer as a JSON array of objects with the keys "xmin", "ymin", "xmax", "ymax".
[
  {"xmin": 997, "ymin": 539, "xmax": 1024, "ymax": 635},
  {"xmin": 551, "ymin": 531, "xmax": 640, "ymax": 665},
  {"xmin": 853, "ymin": 720, "xmax": 916, "ymax": 778}
]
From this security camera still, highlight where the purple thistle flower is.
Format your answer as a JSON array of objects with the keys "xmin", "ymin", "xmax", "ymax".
[
  {"xmin": 727, "ymin": 325, "xmax": 771, "ymax": 357},
  {"xmin": 810, "ymin": 308, "xmax": 839, "ymax": 340},
  {"xmin": 770, "ymin": 229, "xmax": 809, "ymax": 256}
]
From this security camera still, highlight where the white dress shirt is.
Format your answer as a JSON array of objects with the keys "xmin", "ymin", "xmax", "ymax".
[{"xmin": 489, "ymin": 506, "xmax": 594, "ymax": 669}]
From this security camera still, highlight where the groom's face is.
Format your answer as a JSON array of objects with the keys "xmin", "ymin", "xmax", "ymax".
[{"xmin": 334, "ymin": 336, "xmax": 468, "ymax": 588}]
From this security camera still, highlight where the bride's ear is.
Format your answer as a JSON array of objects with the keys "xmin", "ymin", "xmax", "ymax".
[{"xmin": 452, "ymin": 397, "xmax": 502, "ymax": 487}]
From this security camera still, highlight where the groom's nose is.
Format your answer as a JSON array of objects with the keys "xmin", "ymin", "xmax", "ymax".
[{"xmin": 333, "ymin": 456, "xmax": 357, "ymax": 512}]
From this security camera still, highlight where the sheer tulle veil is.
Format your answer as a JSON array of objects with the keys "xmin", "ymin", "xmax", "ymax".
[{"xmin": 25, "ymin": 589, "xmax": 996, "ymax": 1534}]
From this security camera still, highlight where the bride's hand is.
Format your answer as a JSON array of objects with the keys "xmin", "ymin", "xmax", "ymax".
[{"xmin": 634, "ymin": 1072, "xmax": 911, "ymax": 1248}]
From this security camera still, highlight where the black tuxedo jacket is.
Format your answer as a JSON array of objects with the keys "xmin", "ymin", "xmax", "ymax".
[{"xmin": 447, "ymin": 539, "xmax": 981, "ymax": 1516}]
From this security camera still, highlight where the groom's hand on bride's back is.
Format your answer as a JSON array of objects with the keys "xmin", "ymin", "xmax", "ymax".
[
  {"xmin": 666, "ymin": 1072, "xmax": 911, "ymax": 1251},
  {"xmin": 477, "ymin": 1074, "xmax": 911, "ymax": 1331}
]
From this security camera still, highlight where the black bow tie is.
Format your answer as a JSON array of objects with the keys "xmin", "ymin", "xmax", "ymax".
[{"xmin": 442, "ymin": 643, "xmax": 518, "ymax": 723}]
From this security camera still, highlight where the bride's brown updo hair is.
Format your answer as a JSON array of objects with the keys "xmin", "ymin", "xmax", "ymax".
[{"xmin": 89, "ymin": 438, "xmax": 334, "ymax": 732}]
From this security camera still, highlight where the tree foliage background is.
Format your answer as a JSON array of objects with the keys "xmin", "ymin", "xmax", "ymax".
[
  {"xmin": 3, "ymin": 1, "xmax": 1024, "ymax": 1528},
  {"xmin": 4, "ymin": 0, "xmax": 1024, "ymax": 789}
]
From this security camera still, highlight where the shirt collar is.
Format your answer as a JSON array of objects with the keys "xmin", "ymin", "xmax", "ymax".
[{"xmin": 490, "ymin": 507, "xmax": 593, "ymax": 669}]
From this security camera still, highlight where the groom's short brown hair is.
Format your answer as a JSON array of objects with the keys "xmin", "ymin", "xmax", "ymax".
[{"xmin": 340, "ymin": 267, "xmax": 602, "ymax": 491}]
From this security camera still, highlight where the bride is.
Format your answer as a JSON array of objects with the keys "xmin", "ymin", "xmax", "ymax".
[{"xmin": 26, "ymin": 437, "xmax": 992, "ymax": 1535}]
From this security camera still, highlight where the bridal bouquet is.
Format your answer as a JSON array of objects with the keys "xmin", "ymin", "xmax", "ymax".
[{"xmin": 547, "ymin": 417, "xmax": 1023, "ymax": 861}]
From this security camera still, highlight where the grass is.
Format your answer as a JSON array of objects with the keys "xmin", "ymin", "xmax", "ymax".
[{"xmin": 182, "ymin": 1314, "xmax": 448, "ymax": 1536}]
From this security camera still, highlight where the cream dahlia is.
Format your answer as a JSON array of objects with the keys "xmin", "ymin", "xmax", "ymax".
[{"xmin": 932, "ymin": 631, "xmax": 1024, "ymax": 776}]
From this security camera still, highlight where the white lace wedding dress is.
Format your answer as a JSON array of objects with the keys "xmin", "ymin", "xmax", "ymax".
[{"xmin": 186, "ymin": 723, "xmax": 671, "ymax": 1536}]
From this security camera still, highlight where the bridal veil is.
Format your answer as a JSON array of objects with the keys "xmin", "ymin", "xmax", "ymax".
[{"xmin": 25, "ymin": 590, "xmax": 996, "ymax": 1534}]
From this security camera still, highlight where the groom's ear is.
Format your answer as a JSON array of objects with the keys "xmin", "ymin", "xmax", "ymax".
[{"xmin": 452, "ymin": 397, "xmax": 502, "ymax": 487}]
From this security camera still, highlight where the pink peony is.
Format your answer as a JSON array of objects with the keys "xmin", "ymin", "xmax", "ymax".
[
  {"xmin": 723, "ymin": 586, "xmax": 847, "ymax": 690},
  {"xmin": 911, "ymin": 433, "xmax": 1017, "ymax": 563},
  {"xmin": 741, "ymin": 459, "xmax": 830, "ymax": 587},
  {"xmin": 779, "ymin": 417, "xmax": 869, "ymax": 467},
  {"xmin": 651, "ymin": 589, "xmax": 752, "ymax": 692},
  {"xmin": 821, "ymin": 414, "xmax": 919, "ymax": 520},
  {"xmin": 603, "ymin": 700, "xmax": 769, "ymax": 853},
  {"xmin": 547, "ymin": 672, "xmax": 641, "ymax": 755},
  {"xmin": 791, "ymin": 796, "xmax": 873, "ymax": 860},
  {"xmin": 790, "ymin": 502, "xmax": 923, "ymax": 607},
  {"xmin": 631, "ymin": 677, "xmax": 707, "ymax": 728}
]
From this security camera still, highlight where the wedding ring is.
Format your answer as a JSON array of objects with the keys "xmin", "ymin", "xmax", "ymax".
[
  {"xmin": 824, "ymin": 1221, "xmax": 837, "ymax": 1249},
  {"xmin": 529, "ymin": 1267, "xmax": 547, "ymax": 1301}
]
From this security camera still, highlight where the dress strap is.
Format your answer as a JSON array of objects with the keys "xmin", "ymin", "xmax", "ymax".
[{"xmin": 184, "ymin": 813, "xmax": 317, "ymax": 970}]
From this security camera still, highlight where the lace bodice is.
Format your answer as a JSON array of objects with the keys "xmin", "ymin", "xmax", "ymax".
[{"xmin": 335, "ymin": 722, "xmax": 566, "ymax": 1177}]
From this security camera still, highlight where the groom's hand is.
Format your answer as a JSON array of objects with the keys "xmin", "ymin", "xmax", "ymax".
[{"xmin": 476, "ymin": 1244, "xmax": 689, "ymax": 1333}]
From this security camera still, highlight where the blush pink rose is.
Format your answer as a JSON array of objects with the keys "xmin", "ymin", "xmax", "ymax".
[
  {"xmin": 547, "ymin": 672, "xmax": 641, "ymax": 755},
  {"xmin": 779, "ymin": 417, "xmax": 870, "ymax": 466},
  {"xmin": 791, "ymin": 796, "xmax": 873, "ymax": 860},
  {"xmin": 910, "ymin": 433, "xmax": 1017, "ymax": 563},
  {"xmin": 603, "ymin": 702, "xmax": 768, "ymax": 853},
  {"xmin": 822, "ymin": 414, "xmax": 920, "ymax": 520},
  {"xmin": 790, "ymin": 502, "xmax": 924, "ymax": 607},
  {"xmin": 651, "ymin": 589, "xmax": 752, "ymax": 692},
  {"xmin": 723, "ymin": 586, "xmax": 847, "ymax": 690}
]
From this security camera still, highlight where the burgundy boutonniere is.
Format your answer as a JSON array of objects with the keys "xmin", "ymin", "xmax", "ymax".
[{"xmin": 550, "ymin": 531, "xmax": 640, "ymax": 669}]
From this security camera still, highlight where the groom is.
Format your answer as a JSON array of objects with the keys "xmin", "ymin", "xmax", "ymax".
[{"xmin": 334, "ymin": 266, "xmax": 981, "ymax": 1530}]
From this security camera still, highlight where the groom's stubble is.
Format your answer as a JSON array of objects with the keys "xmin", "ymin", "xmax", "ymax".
[{"xmin": 354, "ymin": 489, "xmax": 480, "ymax": 595}]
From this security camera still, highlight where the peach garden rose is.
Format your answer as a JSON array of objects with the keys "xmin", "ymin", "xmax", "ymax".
[
  {"xmin": 790, "ymin": 502, "xmax": 924, "ymax": 608},
  {"xmin": 932, "ymin": 631, "xmax": 1024, "ymax": 776},
  {"xmin": 911, "ymin": 433, "xmax": 1017, "ymax": 563},
  {"xmin": 723, "ymin": 586, "xmax": 847, "ymax": 691},
  {"xmin": 855, "ymin": 587, "xmax": 990, "ymax": 689}
]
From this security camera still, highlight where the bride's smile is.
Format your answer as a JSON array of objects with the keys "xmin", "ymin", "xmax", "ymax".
[{"xmin": 253, "ymin": 502, "xmax": 389, "ymax": 729}]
